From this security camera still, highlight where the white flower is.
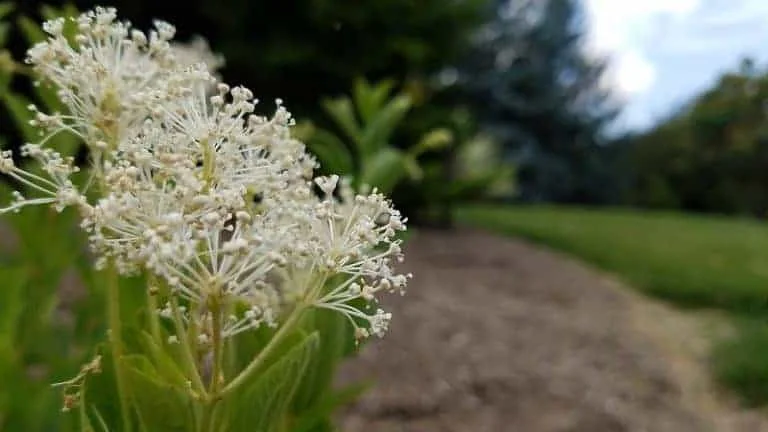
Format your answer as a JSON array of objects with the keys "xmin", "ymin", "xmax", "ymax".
[
  {"xmin": 26, "ymin": 7, "xmax": 207, "ymax": 147},
  {"xmin": 172, "ymin": 36, "xmax": 225, "ymax": 77},
  {"xmin": 3, "ymin": 8, "xmax": 409, "ymax": 343}
]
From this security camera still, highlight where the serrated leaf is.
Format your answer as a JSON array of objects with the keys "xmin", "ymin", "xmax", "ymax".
[
  {"xmin": 292, "ymin": 309, "xmax": 349, "ymax": 411},
  {"xmin": 225, "ymin": 332, "xmax": 319, "ymax": 432},
  {"xmin": 136, "ymin": 330, "xmax": 189, "ymax": 388},
  {"xmin": 121, "ymin": 354, "xmax": 193, "ymax": 432},
  {"xmin": 229, "ymin": 321, "xmax": 307, "ymax": 376}
]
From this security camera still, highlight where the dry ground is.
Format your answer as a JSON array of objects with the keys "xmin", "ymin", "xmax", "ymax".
[{"xmin": 337, "ymin": 228, "xmax": 768, "ymax": 432}]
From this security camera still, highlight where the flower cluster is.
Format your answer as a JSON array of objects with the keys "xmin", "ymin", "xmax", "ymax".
[{"xmin": 1, "ymin": 7, "xmax": 408, "ymax": 345}]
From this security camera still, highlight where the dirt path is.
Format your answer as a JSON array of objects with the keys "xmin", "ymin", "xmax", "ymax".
[{"xmin": 337, "ymin": 228, "xmax": 768, "ymax": 432}]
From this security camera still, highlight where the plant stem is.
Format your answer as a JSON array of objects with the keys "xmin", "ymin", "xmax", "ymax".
[
  {"xmin": 220, "ymin": 305, "xmax": 306, "ymax": 396},
  {"xmin": 146, "ymin": 277, "xmax": 161, "ymax": 342},
  {"xmin": 106, "ymin": 264, "xmax": 132, "ymax": 432},
  {"xmin": 170, "ymin": 297, "xmax": 207, "ymax": 396},
  {"xmin": 198, "ymin": 398, "xmax": 222, "ymax": 432},
  {"xmin": 210, "ymin": 302, "xmax": 223, "ymax": 394},
  {"xmin": 221, "ymin": 272, "xmax": 329, "ymax": 396},
  {"xmin": 199, "ymin": 299, "xmax": 224, "ymax": 430}
]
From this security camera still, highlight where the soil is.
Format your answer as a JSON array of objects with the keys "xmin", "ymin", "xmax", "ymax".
[{"xmin": 336, "ymin": 228, "xmax": 768, "ymax": 432}]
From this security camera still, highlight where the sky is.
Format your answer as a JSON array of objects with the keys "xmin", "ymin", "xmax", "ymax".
[{"xmin": 583, "ymin": 0, "xmax": 768, "ymax": 131}]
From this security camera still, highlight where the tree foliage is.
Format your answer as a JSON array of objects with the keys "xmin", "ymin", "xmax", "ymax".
[
  {"xmin": 17, "ymin": 0, "xmax": 488, "ymax": 118},
  {"xmin": 625, "ymin": 58, "xmax": 768, "ymax": 216},
  {"xmin": 456, "ymin": 0, "xmax": 619, "ymax": 203}
]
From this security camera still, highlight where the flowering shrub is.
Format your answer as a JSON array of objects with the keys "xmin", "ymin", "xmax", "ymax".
[{"xmin": 0, "ymin": 7, "xmax": 409, "ymax": 431}]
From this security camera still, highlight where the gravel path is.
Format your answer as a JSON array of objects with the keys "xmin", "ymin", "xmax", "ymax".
[{"xmin": 337, "ymin": 228, "xmax": 768, "ymax": 432}]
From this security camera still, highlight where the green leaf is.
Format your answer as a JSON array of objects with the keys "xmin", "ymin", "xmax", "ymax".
[
  {"xmin": 292, "ymin": 309, "xmax": 349, "ymax": 411},
  {"xmin": 0, "ymin": 23, "xmax": 10, "ymax": 47},
  {"xmin": 41, "ymin": 4, "xmax": 75, "ymax": 21},
  {"xmin": 360, "ymin": 148, "xmax": 407, "ymax": 195},
  {"xmin": 27, "ymin": 73, "xmax": 83, "ymax": 156},
  {"xmin": 1, "ymin": 91, "xmax": 37, "ymax": 143},
  {"xmin": 17, "ymin": 16, "xmax": 46, "ymax": 45},
  {"xmin": 0, "ymin": 3, "xmax": 13, "ymax": 20},
  {"xmin": 229, "ymin": 320, "xmax": 307, "ymax": 376},
  {"xmin": 305, "ymin": 128, "xmax": 354, "ymax": 175},
  {"xmin": 90, "ymin": 407, "xmax": 112, "ymax": 432},
  {"xmin": 224, "ymin": 332, "xmax": 319, "ymax": 432},
  {"xmin": 121, "ymin": 354, "xmax": 194, "ymax": 432},
  {"xmin": 0, "ymin": 2, "xmax": 12, "ymax": 45},
  {"xmin": 403, "ymin": 155, "xmax": 423, "ymax": 181},
  {"xmin": 136, "ymin": 331, "xmax": 189, "ymax": 388},
  {"xmin": 353, "ymin": 77, "xmax": 395, "ymax": 123},
  {"xmin": 1, "ymin": 73, "xmax": 81, "ymax": 154},
  {"xmin": 0, "ymin": 51, "xmax": 14, "ymax": 91},
  {"xmin": 39, "ymin": 4, "xmax": 80, "ymax": 45},
  {"xmin": 322, "ymin": 97, "xmax": 361, "ymax": 146},
  {"xmin": 293, "ymin": 382, "xmax": 370, "ymax": 432},
  {"xmin": 79, "ymin": 405, "xmax": 96, "ymax": 432},
  {"xmin": 79, "ymin": 403, "xmax": 112, "ymax": 432},
  {"xmin": 410, "ymin": 128, "xmax": 453, "ymax": 157},
  {"xmin": 358, "ymin": 94, "xmax": 411, "ymax": 156},
  {"xmin": 0, "ymin": 267, "xmax": 28, "ymax": 339},
  {"xmin": 447, "ymin": 171, "xmax": 503, "ymax": 199}
]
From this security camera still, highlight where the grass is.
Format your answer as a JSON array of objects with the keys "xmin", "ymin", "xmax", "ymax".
[{"xmin": 456, "ymin": 204, "xmax": 768, "ymax": 405}]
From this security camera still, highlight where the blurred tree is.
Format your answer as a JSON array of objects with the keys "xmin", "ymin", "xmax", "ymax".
[
  {"xmin": 624, "ymin": 57, "xmax": 768, "ymax": 217},
  {"xmin": 12, "ymin": 0, "xmax": 488, "ymax": 119},
  {"xmin": 3, "ymin": 0, "xmax": 491, "ymax": 223},
  {"xmin": 455, "ymin": 0, "xmax": 620, "ymax": 203}
]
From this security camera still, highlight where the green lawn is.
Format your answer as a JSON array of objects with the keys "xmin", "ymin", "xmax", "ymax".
[{"xmin": 456, "ymin": 204, "xmax": 768, "ymax": 404}]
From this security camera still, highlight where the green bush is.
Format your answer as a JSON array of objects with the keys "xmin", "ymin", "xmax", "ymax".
[{"xmin": 295, "ymin": 77, "xmax": 452, "ymax": 195}]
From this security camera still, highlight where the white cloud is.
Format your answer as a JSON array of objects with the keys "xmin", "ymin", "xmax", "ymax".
[
  {"xmin": 654, "ymin": 1, "xmax": 768, "ymax": 55},
  {"xmin": 583, "ymin": 0, "xmax": 700, "ymax": 97},
  {"xmin": 609, "ymin": 50, "xmax": 656, "ymax": 97},
  {"xmin": 582, "ymin": 0, "xmax": 768, "ymax": 130}
]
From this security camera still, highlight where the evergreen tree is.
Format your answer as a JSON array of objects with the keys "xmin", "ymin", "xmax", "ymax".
[{"xmin": 457, "ymin": 0, "xmax": 619, "ymax": 203}]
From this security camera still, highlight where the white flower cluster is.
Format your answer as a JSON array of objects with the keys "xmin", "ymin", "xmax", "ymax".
[{"xmin": 0, "ymin": 7, "xmax": 408, "ymax": 342}]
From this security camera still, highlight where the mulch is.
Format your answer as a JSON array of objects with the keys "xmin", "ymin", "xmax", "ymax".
[{"xmin": 337, "ymin": 228, "xmax": 762, "ymax": 432}]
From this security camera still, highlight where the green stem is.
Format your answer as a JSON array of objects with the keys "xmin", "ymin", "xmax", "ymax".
[
  {"xmin": 106, "ymin": 264, "xmax": 132, "ymax": 432},
  {"xmin": 221, "ymin": 272, "xmax": 329, "ymax": 396},
  {"xmin": 210, "ymin": 304, "xmax": 223, "ymax": 394},
  {"xmin": 146, "ymin": 278, "xmax": 161, "ymax": 343},
  {"xmin": 170, "ymin": 298, "xmax": 207, "ymax": 397},
  {"xmin": 220, "ymin": 305, "xmax": 306, "ymax": 396},
  {"xmin": 198, "ymin": 398, "xmax": 222, "ymax": 432}
]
